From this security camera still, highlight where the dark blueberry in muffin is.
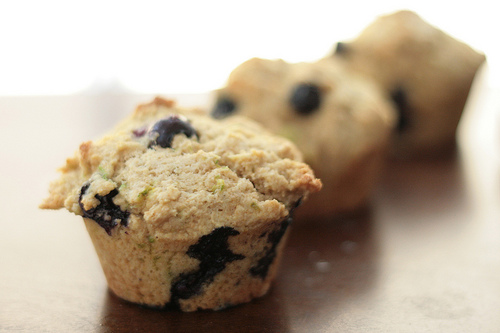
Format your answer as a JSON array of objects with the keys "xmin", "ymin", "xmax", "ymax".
[
  {"xmin": 289, "ymin": 83, "xmax": 322, "ymax": 115},
  {"xmin": 211, "ymin": 97, "xmax": 237, "ymax": 119},
  {"xmin": 250, "ymin": 216, "xmax": 292, "ymax": 279},
  {"xmin": 390, "ymin": 87, "xmax": 411, "ymax": 133},
  {"xmin": 148, "ymin": 115, "xmax": 198, "ymax": 148},
  {"xmin": 78, "ymin": 183, "xmax": 130, "ymax": 235},
  {"xmin": 334, "ymin": 41, "xmax": 349, "ymax": 55},
  {"xmin": 170, "ymin": 227, "xmax": 245, "ymax": 304}
]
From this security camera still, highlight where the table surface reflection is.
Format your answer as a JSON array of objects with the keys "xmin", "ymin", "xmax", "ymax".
[{"xmin": 1, "ymin": 66, "xmax": 499, "ymax": 332}]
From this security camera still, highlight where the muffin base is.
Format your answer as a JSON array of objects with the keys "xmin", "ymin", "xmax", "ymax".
[{"xmin": 84, "ymin": 216, "xmax": 291, "ymax": 311}]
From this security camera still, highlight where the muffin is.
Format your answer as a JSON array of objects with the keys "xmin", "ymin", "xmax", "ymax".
[
  {"xmin": 333, "ymin": 10, "xmax": 486, "ymax": 158},
  {"xmin": 40, "ymin": 97, "xmax": 321, "ymax": 311},
  {"xmin": 211, "ymin": 57, "xmax": 396, "ymax": 216}
]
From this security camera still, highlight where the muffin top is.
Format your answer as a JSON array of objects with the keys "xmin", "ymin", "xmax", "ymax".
[
  {"xmin": 40, "ymin": 97, "xmax": 321, "ymax": 240},
  {"xmin": 333, "ymin": 10, "xmax": 486, "ymax": 156},
  {"xmin": 211, "ymin": 57, "xmax": 396, "ymax": 183}
]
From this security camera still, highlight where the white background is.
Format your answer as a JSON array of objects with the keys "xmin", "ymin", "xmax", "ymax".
[{"xmin": 0, "ymin": 0, "xmax": 498, "ymax": 96}]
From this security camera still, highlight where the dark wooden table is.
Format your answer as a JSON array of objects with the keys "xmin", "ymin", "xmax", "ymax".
[{"xmin": 1, "ymin": 64, "xmax": 499, "ymax": 332}]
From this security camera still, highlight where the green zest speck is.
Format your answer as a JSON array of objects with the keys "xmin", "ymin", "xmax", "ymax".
[
  {"xmin": 98, "ymin": 166, "xmax": 109, "ymax": 180},
  {"xmin": 138, "ymin": 186, "xmax": 153, "ymax": 199},
  {"xmin": 251, "ymin": 202, "xmax": 261, "ymax": 211},
  {"xmin": 210, "ymin": 177, "xmax": 225, "ymax": 193}
]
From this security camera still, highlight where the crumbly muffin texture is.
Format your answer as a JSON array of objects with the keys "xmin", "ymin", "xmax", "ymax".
[
  {"xmin": 211, "ymin": 57, "xmax": 396, "ymax": 216},
  {"xmin": 334, "ymin": 10, "xmax": 486, "ymax": 157},
  {"xmin": 41, "ymin": 97, "xmax": 321, "ymax": 311}
]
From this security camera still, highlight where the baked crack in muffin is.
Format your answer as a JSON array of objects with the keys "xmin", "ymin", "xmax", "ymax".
[{"xmin": 40, "ymin": 97, "xmax": 321, "ymax": 311}]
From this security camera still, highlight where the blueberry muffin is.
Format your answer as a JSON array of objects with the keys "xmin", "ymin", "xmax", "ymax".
[
  {"xmin": 333, "ymin": 10, "xmax": 486, "ymax": 158},
  {"xmin": 40, "ymin": 97, "xmax": 321, "ymax": 311},
  {"xmin": 211, "ymin": 57, "xmax": 396, "ymax": 216}
]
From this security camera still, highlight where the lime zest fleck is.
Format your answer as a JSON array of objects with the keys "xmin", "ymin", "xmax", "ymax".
[
  {"xmin": 210, "ymin": 176, "xmax": 225, "ymax": 193},
  {"xmin": 148, "ymin": 236, "xmax": 155, "ymax": 243},
  {"xmin": 251, "ymin": 202, "xmax": 261, "ymax": 211},
  {"xmin": 218, "ymin": 178, "xmax": 225, "ymax": 191},
  {"xmin": 98, "ymin": 166, "xmax": 109, "ymax": 180},
  {"xmin": 138, "ymin": 186, "xmax": 153, "ymax": 199},
  {"xmin": 214, "ymin": 159, "xmax": 230, "ymax": 171}
]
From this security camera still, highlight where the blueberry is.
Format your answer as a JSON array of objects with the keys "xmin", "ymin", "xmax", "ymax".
[
  {"xmin": 148, "ymin": 115, "xmax": 198, "ymax": 148},
  {"xmin": 78, "ymin": 183, "xmax": 130, "ymax": 235},
  {"xmin": 250, "ymin": 217, "xmax": 292, "ymax": 279},
  {"xmin": 334, "ymin": 41, "xmax": 349, "ymax": 55},
  {"xmin": 169, "ymin": 227, "xmax": 244, "ymax": 305},
  {"xmin": 390, "ymin": 87, "xmax": 411, "ymax": 133},
  {"xmin": 211, "ymin": 97, "xmax": 237, "ymax": 119},
  {"xmin": 289, "ymin": 83, "xmax": 322, "ymax": 115}
]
